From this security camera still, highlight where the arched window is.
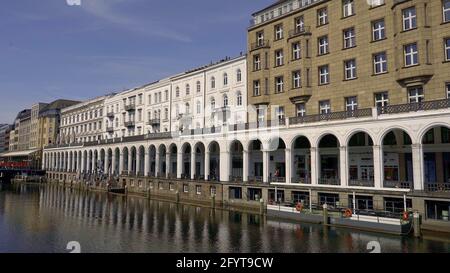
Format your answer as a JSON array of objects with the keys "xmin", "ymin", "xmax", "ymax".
[
  {"xmin": 210, "ymin": 98, "xmax": 216, "ymax": 110},
  {"xmin": 185, "ymin": 103, "xmax": 190, "ymax": 114},
  {"xmin": 176, "ymin": 86, "xmax": 180, "ymax": 97},
  {"xmin": 237, "ymin": 91, "xmax": 243, "ymax": 106},
  {"xmin": 186, "ymin": 84, "xmax": 190, "ymax": 95},
  {"xmin": 237, "ymin": 69, "xmax": 242, "ymax": 82},
  {"xmin": 223, "ymin": 95, "xmax": 229, "ymax": 107},
  {"xmin": 223, "ymin": 73, "xmax": 228, "ymax": 86},
  {"xmin": 175, "ymin": 104, "xmax": 180, "ymax": 116},
  {"xmin": 211, "ymin": 77, "xmax": 216, "ymax": 89},
  {"xmin": 196, "ymin": 81, "xmax": 201, "ymax": 93},
  {"xmin": 164, "ymin": 108, "xmax": 168, "ymax": 120},
  {"xmin": 196, "ymin": 101, "xmax": 201, "ymax": 114}
]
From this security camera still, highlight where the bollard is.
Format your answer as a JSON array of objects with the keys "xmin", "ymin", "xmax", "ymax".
[
  {"xmin": 413, "ymin": 212, "xmax": 421, "ymax": 238},
  {"xmin": 211, "ymin": 194, "xmax": 216, "ymax": 208},
  {"xmin": 175, "ymin": 190, "xmax": 180, "ymax": 204},
  {"xmin": 322, "ymin": 203, "xmax": 329, "ymax": 226},
  {"xmin": 147, "ymin": 188, "xmax": 151, "ymax": 200},
  {"xmin": 259, "ymin": 198, "xmax": 265, "ymax": 215}
]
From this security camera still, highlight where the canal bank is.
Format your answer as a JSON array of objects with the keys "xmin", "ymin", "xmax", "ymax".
[
  {"xmin": 1, "ymin": 183, "xmax": 450, "ymax": 253},
  {"xmin": 34, "ymin": 171, "xmax": 449, "ymax": 236}
]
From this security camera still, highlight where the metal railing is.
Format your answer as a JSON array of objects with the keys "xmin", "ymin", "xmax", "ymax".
[
  {"xmin": 318, "ymin": 178, "xmax": 340, "ymax": 185},
  {"xmin": 383, "ymin": 180, "xmax": 413, "ymax": 189},
  {"xmin": 124, "ymin": 104, "xmax": 136, "ymax": 111},
  {"xmin": 349, "ymin": 179, "xmax": 375, "ymax": 187},
  {"xmin": 289, "ymin": 108, "xmax": 372, "ymax": 125},
  {"xmin": 106, "ymin": 126, "xmax": 114, "ymax": 132},
  {"xmin": 145, "ymin": 132, "xmax": 173, "ymax": 140},
  {"xmin": 425, "ymin": 183, "xmax": 450, "ymax": 192},
  {"xmin": 378, "ymin": 99, "xmax": 450, "ymax": 115},
  {"xmin": 229, "ymin": 176, "xmax": 243, "ymax": 182},
  {"xmin": 147, "ymin": 119, "xmax": 161, "ymax": 126},
  {"xmin": 288, "ymin": 26, "xmax": 311, "ymax": 38},
  {"xmin": 248, "ymin": 176, "xmax": 263, "ymax": 183},
  {"xmin": 124, "ymin": 121, "xmax": 135, "ymax": 127},
  {"xmin": 291, "ymin": 176, "xmax": 311, "ymax": 184},
  {"xmin": 269, "ymin": 177, "xmax": 286, "ymax": 183},
  {"xmin": 251, "ymin": 40, "xmax": 270, "ymax": 51}
]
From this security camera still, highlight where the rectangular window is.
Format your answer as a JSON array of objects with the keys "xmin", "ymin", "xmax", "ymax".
[
  {"xmin": 253, "ymin": 55, "xmax": 261, "ymax": 71},
  {"xmin": 318, "ymin": 35, "xmax": 329, "ymax": 55},
  {"xmin": 276, "ymin": 106, "xmax": 285, "ymax": 122},
  {"xmin": 403, "ymin": 7, "xmax": 417, "ymax": 31},
  {"xmin": 445, "ymin": 38, "xmax": 450, "ymax": 61},
  {"xmin": 368, "ymin": 0, "xmax": 385, "ymax": 7},
  {"xmin": 295, "ymin": 16, "xmax": 305, "ymax": 32},
  {"xmin": 319, "ymin": 65, "xmax": 329, "ymax": 85},
  {"xmin": 343, "ymin": 27, "xmax": 356, "ymax": 48},
  {"xmin": 296, "ymin": 103, "xmax": 306, "ymax": 117},
  {"xmin": 373, "ymin": 52, "xmax": 388, "ymax": 74},
  {"xmin": 446, "ymin": 82, "xmax": 450, "ymax": 98},
  {"xmin": 275, "ymin": 76, "xmax": 284, "ymax": 93},
  {"xmin": 183, "ymin": 184, "xmax": 188, "ymax": 193},
  {"xmin": 317, "ymin": 8, "xmax": 328, "ymax": 26},
  {"xmin": 292, "ymin": 70, "xmax": 301, "ymax": 88},
  {"xmin": 256, "ymin": 31, "xmax": 264, "ymax": 46},
  {"xmin": 345, "ymin": 96, "xmax": 358, "ymax": 111},
  {"xmin": 408, "ymin": 86, "xmax": 424, "ymax": 103},
  {"xmin": 196, "ymin": 185, "xmax": 202, "ymax": 195},
  {"xmin": 375, "ymin": 92, "xmax": 389, "ymax": 108},
  {"xmin": 404, "ymin": 43, "xmax": 419, "ymax": 66},
  {"xmin": 275, "ymin": 50, "xmax": 284, "ymax": 66},
  {"xmin": 445, "ymin": 0, "xmax": 450, "ymax": 22},
  {"xmin": 344, "ymin": 59, "xmax": 357, "ymax": 80},
  {"xmin": 275, "ymin": 24, "xmax": 283, "ymax": 40},
  {"xmin": 257, "ymin": 107, "xmax": 265, "ymax": 123},
  {"xmin": 253, "ymin": 80, "xmax": 260, "ymax": 96},
  {"xmin": 372, "ymin": 19, "xmax": 385, "ymax": 41},
  {"xmin": 319, "ymin": 100, "xmax": 331, "ymax": 114},
  {"xmin": 292, "ymin": 42, "xmax": 301, "ymax": 60},
  {"xmin": 343, "ymin": 0, "xmax": 355, "ymax": 18}
]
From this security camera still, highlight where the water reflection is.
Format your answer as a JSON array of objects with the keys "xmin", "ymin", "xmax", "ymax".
[{"xmin": 0, "ymin": 184, "xmax": 449, "ymax": 253}]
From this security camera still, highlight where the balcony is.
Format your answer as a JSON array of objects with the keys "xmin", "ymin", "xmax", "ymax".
[
  {"xmin": 424, "ymin": 183, "xmax": 450, "ymax": 193},
  {"xmin": 349, "ymin": 179, "xmax": 374, "ymax": 187},
  {"xmin": 288, "ymin": 26, "xmax": 311, "ymax": 39},
  {"xmin": 383, "ymin": 180, "xmax": 413, "ymax": 189},
  {"xmin": 378, "ymin": 99, "xmax": 450, "ymax": 115},
  {"xmin": 318, "ymin": 178, "xmax": 340, "ymax": 186},
  {"xmin": 106, "ymin": 126, "xmax": 114, "ymax": 133},
  {"xmin": 124, "ymin": 121, "xmax": 135, "ymax": 127},
  {"xmin": 250, "ymin": 40, "xmax": 270, "ymax": 51},
  {"xmin": 289, "ymin": 108, "xmax": 372, "ymax": 125},
  {"xmin": 106, "ymin": 112, "xmax": 114, "ymax": 118},
  {"xmin": 291, "ymin": 176, "xmax": 311, "ymax": 184},
  {"xmin": 124, "ymin": 104, "xmax": 136, "ymax": 111},
  {"xmin": 145, "ymin": 131, "xmax": 173, "ymax": 140},
  {"xmin": 147, "ymin": 119, "xmax": 161, "ymax": 126}
]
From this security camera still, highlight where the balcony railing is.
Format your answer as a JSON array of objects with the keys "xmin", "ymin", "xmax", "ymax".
[
  {"xmin": 248, "ymin": 176, "xmax": 263, "ymax": 183},
  {"xmin": 318, "ymin": 178, "xmax": 340, "ymax": 185},
  {"xmin": 288, "ymin": 26, "xmax": 311, "ymax": 38},
  {"xmin": 251, "ymin": 40, "xmax": 270, "ymax": 51},
  {"xmin": 291, "ymin": 176, "xmax": 311, "ymax": 184},
  {"xmin": 124, "ymin": 121, "xmax": 135, "ymax": 127},
  {"xmin": 106, "ymin": 112, "xmax": 114, "ymax": 118},
  {"xmin": 147, "ymin": 119, "xmax": 161, "ymax": 126},
  {"xmin": 269, "ymin": 177, "xmax": 286, "ymax": 183},
  {"xmin": 424, "ymin": 183, "xmax": 450, "ymax": 192},
  {"xmin": 378, "ymin": 99, "xmax": 450, "ymax": 115},
  {"xmin": 229, "ymin": 176, "xmax": 243, "ymax": 182},
  {"xmin": 349, "ymin": 179, "xmax": 374, "ymax": 187},
  {"xmin": 124, "ymin": 104, "xmax": 136, "ymax": 111},
  {"xmin": 383, "ymin": 180, "xmax": 413, "ymax": 189},
  {"xmin": 289, "ymin": 108, "xmax": 372, "ymax": 125},
  {"xmin": 145, "ymin": 132, "xmax": 173, "ymax": 140},
  {"xmin": 106, "ymin": 126, "xmax": 114, "ymax": 132}
]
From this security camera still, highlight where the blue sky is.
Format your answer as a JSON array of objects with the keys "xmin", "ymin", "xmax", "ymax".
[{"xmin": 0, "ymin": 0, "xmax": 273, "ymax": 123}]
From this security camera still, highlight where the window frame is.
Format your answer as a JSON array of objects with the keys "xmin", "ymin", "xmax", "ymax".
[
  {"xmin": 319, "ymin": 100, "xmax": 331, "ymax": 114},
  {"xmin": 344, "ymin": 59, "xmax": 357, "ymax": 80},
  {"xmin": 317, "ymin": 7, "xmax": 328, "ymax": 26},
  {"xmin": 408, "ymin": 86, "xmax": 424, "ymax": 103},
  {"xmin": 275, "ymin": 76, "xmax": 284, "ymax": 93},
  {"xmin": 342, "ymin": 0, "xmax": 355, "ymax": 18},
  {"xmin": 275, "ymin": 49, "xmax": 284, "ymax": 67},
  {"xmin": 373, "ymin": 52, "xmax": 388, "ymax": 74},
  {"xmin": 343, "ymin": 27, "xmax": 356, "ymax": 49},
  {"xmin": 402, "ymin": 7, "xmax": 417, "ymax": 31},
  {"xmin": 318, "ymin": 35, "xmax": 329, "ymax": 55},
  {"xmin": 292, "ymin": 70, "xmax": 301, "ymax": 89},
  {"xmin": 372, "ymin": 19, "xmax": 385, "ymax": 41},
  {"xmin": 404, "ymin": 43, "xmax": 419, "ymax": 67},
  {"xmin": 319, "ymin": 65, "xmax": 330, "ymax": 85}
]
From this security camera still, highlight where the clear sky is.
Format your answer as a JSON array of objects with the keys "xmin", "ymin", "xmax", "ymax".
[{"xmin": 0, "ymin": 0, "xmax": 273, "ymax": 123}]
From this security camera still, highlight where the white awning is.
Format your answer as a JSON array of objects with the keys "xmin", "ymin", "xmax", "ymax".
[{"xmin": 0, "ymin": 149, "xmax": 39, "ymax": 158}]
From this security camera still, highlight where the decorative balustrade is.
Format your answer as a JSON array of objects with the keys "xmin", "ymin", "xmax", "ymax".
[
  {"xmin": 378, "ymin": 99, "xmax": 450, "ymax": 115},
  {"xmin": 291, "ymin": 176, "xmax": 311, "ymax": 184},
  {"xmin": 290, "ymin": 108, "xmax": 372, "ymax": 125},
  {"xmin": 349, "ymin": 179, "xmax": 375, "ymax": 187},
  {"xmin": 318, "ymin": 178, "xmax": 340, "ymax": 186},
  {"xmin": 250, "ymin": 40, "xmax": 270, "ymax": 51},
  {"xmin": 425, "ymin": 183, "xmax": 450, "ymax": 192},
  {"xmin": 383, "ymin": 180, "xmax": 413, "ymax": 189},
  {"xmin": 124, "ymin": 104, "xmax": 136, "ymax": 111},
  {"xmin": 288, "ymin": 26, "xmax": 311, "ymax": 38}
]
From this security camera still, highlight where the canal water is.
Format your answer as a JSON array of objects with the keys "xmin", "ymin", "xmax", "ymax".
[{"xmin": 0, "ymin": 184, "xmax": 449, "ymax": 253}]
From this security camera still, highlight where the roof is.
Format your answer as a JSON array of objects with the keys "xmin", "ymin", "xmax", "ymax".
[
  {"xmin": 39, "ymin": 99, "xmax": 80, "ymax": 115},
  {"xmin": 252, "ymin": 0, "xmax": 289, "ymax": 16},
  {"xmin": 0, "ymin": 149, "xmax": 39, "ymax": 157},
  {"xmin": 15, "ymin": 109, "xmax": 31, "ymax": 121}
]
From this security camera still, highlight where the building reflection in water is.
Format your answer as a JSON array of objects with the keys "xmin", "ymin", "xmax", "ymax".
[{"xmin": 0, "ymin": 184, "xmax": 448, "ymax": 253}]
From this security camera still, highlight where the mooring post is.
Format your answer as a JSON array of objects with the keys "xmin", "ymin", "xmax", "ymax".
[
  {"xmin": 259, "ymin": 198, "xmax": 265, "ymax": 215},
  {"xmin": 413, "ymin": 211, "xmax": 421, "ymax": 238},
  {"xmin": 147, "ymin": 187, "xmax": 151, "ymax": 200},
  {"xmin": 211, "ymin": 193, "xmax": 216, "ymax": 208},
  {"xmin": 176, "ymin": 190, "xmax": 180, "ymax": 204},
  {"xmin": 323, "ymin": 203, "xmax": 329, "ymax": 225}
]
